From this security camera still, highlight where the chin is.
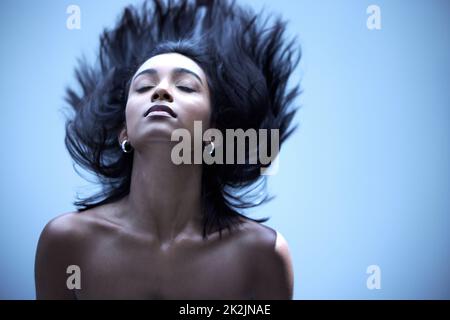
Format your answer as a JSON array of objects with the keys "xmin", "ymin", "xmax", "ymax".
[{"xmin": 137, "ymin": 123, "xmax": 179, "ymax": 143}]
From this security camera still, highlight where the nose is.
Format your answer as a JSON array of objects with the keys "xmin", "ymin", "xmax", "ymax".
[{"xmin": 151, "ymin": 87, "xmax": 173, "ymax": 103}]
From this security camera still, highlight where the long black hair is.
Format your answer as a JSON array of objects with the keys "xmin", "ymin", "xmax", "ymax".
[{"xmin": 64, "ymin": 0, "xmax": 302, "ymax": 239}]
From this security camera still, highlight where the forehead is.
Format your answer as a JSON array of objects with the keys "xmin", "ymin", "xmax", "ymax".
[{"xmin": 134, "ymin": 53, "xmax": 206, "ymax": 80}]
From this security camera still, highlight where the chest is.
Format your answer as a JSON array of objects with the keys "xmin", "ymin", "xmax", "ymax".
[{"xmin": 75, "ymin": 236, "xmax": 253, "ymax": 299}]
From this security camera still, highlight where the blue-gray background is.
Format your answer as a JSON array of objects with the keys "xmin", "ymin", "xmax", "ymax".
[{"xmin": 0, "ymin": 0, "xmax": 449, "ymax": 299}]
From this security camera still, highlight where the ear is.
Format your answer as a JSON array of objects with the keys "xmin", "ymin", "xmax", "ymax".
[{"xmin": 118, "ymin": 125, "xmax": 128, "ymax": 145}]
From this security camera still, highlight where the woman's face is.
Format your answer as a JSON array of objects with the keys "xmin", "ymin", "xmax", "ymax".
[{"xmin": 122, "ymin": 52, "xmax": 211, "ymax": 149}]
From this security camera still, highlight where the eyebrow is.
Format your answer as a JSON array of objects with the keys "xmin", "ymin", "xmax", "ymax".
[{"xmin": 133, "ymin": 67, "xmax": 203, "ymax": 85}]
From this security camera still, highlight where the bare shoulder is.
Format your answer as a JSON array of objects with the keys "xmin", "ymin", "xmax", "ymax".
[
  {"xmin": 36, "ymin": 212, "xmax": 87, "ymax": 258},
  {"xmin": 236, "ymin": 218, "xmax": 294, "ymax": 299},
  {"xmin": 237, "ymin": 218, "xmax": 290, "ymax": 255},
  {"xmin": 35, "ymin": 208, "xmax": 116, "ymax": 299},
  {"xmin": 40, "ymin": 211, "xmax": 89, "ymax": 238},
  {"xmin": 39, "ymin": 202, "xmax": 124, "ymax": 243},
  {"xmin": 37, "ymin": 211, "xmax": 101, "ymax": 251}
]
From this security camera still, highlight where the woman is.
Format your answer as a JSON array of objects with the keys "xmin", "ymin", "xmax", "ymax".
[{"xmin": 35, "ymin": 0, "xmax": 301, "ymax": 299}]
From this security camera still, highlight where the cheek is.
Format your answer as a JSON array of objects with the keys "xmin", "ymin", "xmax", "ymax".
[
  {"xmin": 179, "ymin": 96, "xmax": 212, "ymax": 127},
  {"xmin": 124, "ymin": 96, "xmax": 145, "ymax": 136}
]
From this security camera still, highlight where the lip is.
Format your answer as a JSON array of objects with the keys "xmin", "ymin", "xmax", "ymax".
[{"xmin": 143, "ymin": 104, "xmax": 177, "ymax": 118}]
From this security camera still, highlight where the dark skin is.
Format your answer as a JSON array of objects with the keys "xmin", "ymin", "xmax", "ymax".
[{"xmin": 35, "ymin": 53, "xmax": 294, "ymax": 299}]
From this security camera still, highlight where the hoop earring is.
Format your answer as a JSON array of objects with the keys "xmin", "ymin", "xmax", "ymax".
[
  {"xmin": 209, "ymin": 141, "xmax": 215, "ymax": 155},
  {"xmin": 121, "ymin": 139, "xmax": 132, "ymax": 153}
]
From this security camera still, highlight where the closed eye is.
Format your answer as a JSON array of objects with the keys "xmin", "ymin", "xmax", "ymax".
[
  {"xmin": 136, "ymin": 86, "xmax": 155, "ymax": 93},
  {"xmin": 177, "ymin": 86, "xmax": 196, "ymax": 93}
]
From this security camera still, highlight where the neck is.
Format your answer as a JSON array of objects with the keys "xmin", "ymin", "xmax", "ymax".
[{"xmin": 122, "ymin": 141, "xmax": 204, "ymax": 246}]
